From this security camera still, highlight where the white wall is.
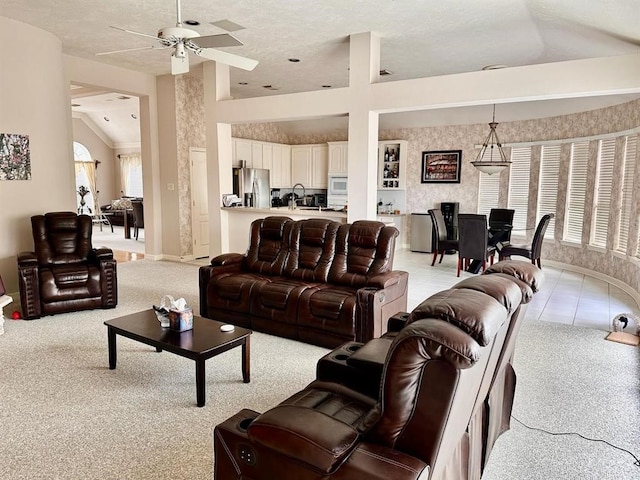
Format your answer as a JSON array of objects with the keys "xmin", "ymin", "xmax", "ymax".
[{"xmin": 0, "ymin": 17, "xmax": 75, "ymax": 294}]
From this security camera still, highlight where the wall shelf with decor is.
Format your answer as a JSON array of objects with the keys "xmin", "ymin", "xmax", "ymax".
[{"xmin": 378, "ymin": 140, "xmax": 407, "ymax": 190}]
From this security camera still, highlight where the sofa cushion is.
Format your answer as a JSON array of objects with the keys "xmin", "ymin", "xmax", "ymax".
[
  {"xmin": 297, "ymin": 286, "xmax": 358, "ymax": 338},
  {"xmin": 451, "ymin": 275, "xmax": 525, "ymax": 313},
  {"xmin": 206, "ymin": 272, "xmax": 272, "ymax": 314},
  {"xmin": 484, "ymin": 260, "xmax": 544, "ymax": 293}
]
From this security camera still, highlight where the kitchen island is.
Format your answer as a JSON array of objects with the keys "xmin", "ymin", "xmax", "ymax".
[
  {"xmin": 222, "ymin": 206, "xmax": 348, "ymax": 253},
  {"xmin": 222, "ymin": 207, "xmax": 407, "ymax": 253}
]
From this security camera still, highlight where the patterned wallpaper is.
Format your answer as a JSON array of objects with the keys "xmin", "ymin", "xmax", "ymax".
[{"xmin": 174, "ymin": 73, "xmax": 639, "ymax": 296}]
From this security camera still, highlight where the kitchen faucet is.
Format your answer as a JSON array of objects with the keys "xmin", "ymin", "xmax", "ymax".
[{"xmin": 291, "ymin": 183, "xmax": 306, "ymax": 209}]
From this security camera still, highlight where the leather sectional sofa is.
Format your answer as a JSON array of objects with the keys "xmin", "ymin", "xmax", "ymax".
[
  {"xmin": 213, "ymin": 260, "xmax": 544, "ymax": 480},
  {"xmin": 199, "ymin": 216, "xmax": 408, "ymax": 348}
]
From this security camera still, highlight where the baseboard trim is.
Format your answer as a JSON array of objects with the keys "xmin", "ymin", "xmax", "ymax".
[{"xmin": 545, "ymin": 260, "xmax": 640, "ymax": 310}]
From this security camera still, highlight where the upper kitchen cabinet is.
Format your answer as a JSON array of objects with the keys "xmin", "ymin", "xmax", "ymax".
[
  {"xmin": 291, "ymin": 144, "xmax": 328, "ymax": 188},
  {"xmin": 378, "ymin": 140, "xmax": 408, "ymax": 190},
  {"xmin": 327, "ymin": 141, "xmax": 348, "ymax": 175},
  {"xmin": 269, "ymin": 144, "xmax": 292, "ymax": 188},
  {"xmin": 232, "ymin": 138, "xmax": 292, "ymax": 188}
]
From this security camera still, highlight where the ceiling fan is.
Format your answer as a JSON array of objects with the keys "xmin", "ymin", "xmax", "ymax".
[{"xmin": 96, "ymin": 0, "xmax": 258, "ymax": 74}]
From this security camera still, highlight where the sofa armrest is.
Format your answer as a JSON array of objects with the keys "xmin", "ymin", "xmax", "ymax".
[
  {"xmin": 364, "ymin": 270, "xmax": 405, "ymax": 289},
  {"xmin": 90, "ymin": 248, "xmax": 114, "ymax": 262},
  {"xmin": 211, "ymin": 252, "xmax": 244, "ymax": 267},
  {"xmin": 17, "ymin": 251, "xmax": 38, "ymax": 267},
  {"xmin": 387, "ymin": 312, "xmax": 410, "ymax": 332},
  {"xmin": 248, "ymin": 405, "xmax": 360, "ymax": 473},
  {"xmin": 356, "ymin": 271, "xmax": 409, "ymax": 342}
]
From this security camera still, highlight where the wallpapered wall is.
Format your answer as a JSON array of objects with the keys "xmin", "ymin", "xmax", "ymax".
[{"xmin": 176, "ymin": 73, "xmax": 639, "ymax": 294}]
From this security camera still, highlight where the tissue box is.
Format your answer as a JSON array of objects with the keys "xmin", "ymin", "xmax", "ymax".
[{"xmin": 168, "ymin": 308, "xmax": 193, "ymax": 332}]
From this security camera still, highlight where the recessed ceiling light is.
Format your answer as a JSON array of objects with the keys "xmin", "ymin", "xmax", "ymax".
[
  {"xmin": 322, "ymin": 85, "xmax": 332, "ymax": 88},
  {"xmin": 482, "ymin": 64, "xmax": 508, "ymax": 70},
  {"xmin": 238, "ymin": 82, "xmax": 248, "ymax": 85},
  {"xmin": 184, "ymin": 20, "xmax": 200, "ymax": 26},
  {"xmin": 379, "ymin": 69, "xmax": 393, "ymax": 76},
  {"xmin": 262, "ymin": 85, "xmax": 280, "ymax": 90},
  {"xmin": 117, "ymin": 95, "xmax": 131, "ymax": 100},
  {"xmin": 103, "ymin": 116, "xmax": 110, "ymax": 122},
  {"xmin": 131, "ymin": 114, "xmax": 137, "ymax": 119},
  {"xmin": 288, "ymin": 58, "xmax": 300, "ymax": 63},
  {"xmin": 71, "ymin": 103, "xmax": 81, "ymax": 107}
]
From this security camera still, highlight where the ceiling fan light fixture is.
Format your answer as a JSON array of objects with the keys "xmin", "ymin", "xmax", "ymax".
[{"xmin": 471, "ymin": 105, "xmax": 511, "ymax": 175}]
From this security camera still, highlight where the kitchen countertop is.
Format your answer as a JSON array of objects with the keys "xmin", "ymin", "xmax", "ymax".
[{"xmin": 222, "ymin": 207, "xmax": 406, "ymax": 217}]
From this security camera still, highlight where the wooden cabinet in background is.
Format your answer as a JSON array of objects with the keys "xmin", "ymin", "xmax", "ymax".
[{"xmin": 233, "ymin": 138, "xmax": 292, "ymax": 188}]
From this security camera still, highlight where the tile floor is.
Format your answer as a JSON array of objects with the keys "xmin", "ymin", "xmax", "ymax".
[{"xmin": 392, "ymin": 249, "xmax": 640, "ymax": 334}]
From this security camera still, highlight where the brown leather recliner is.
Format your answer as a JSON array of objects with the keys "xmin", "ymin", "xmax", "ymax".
[
  {"xmin": 17, "ymin": 212, "xmax": 118, "ymax": 319},
  {"xmin": 214, "ymin": 261, "xmax": 542, "ymax": 480}
]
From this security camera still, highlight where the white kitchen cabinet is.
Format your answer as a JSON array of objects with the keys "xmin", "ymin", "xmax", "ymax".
[
  {"xmin": 232, "ymin": 138, "xmax": 292, "ymax": 188},
  {"xmin": 270, "ymin": 144, "xmax": 292, "ymax": 188},
  {"xmin": 378, "ymin": 140, "xmax": 408, "ymax": 190},
  {"xmin": 233, "ymin": 139, "xmax": 254, "ymax": 167},
  {"xmin": 328, "ymin": 141, "xmax": 348, "ymax": 175},
  {"xmin": 291, "ymin": 144, "xmax": 327, "ymax": 188},
  {"xmin": 312, "ymin": 144, "xmax": 328, "ymax": 188}
]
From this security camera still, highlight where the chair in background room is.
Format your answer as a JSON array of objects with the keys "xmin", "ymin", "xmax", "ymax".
[
  {"xmin": 131, "ymin": 200, "xmax": 144, "ymax": 241},
  {"xmin": 488, "ymin": 208, "xmax": 515, "ymax": 245},
  {"xmin": 17, "ymin": 212, "xmax": 118, "ymax": 319},
  {"xmin": 499, "ymin": 213, "xmax": 554, "ymax": 268},
  {"xmin": 457, "ymin": 214, "xmax": 496, "ymax": 276},
  {"xmin": 428, "ymin": 208, "xmax": 459, "ymax": 266}
]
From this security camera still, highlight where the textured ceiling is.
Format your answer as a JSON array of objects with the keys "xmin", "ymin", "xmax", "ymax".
[{"xmin": 4, "ymin": 0, "xmax": 640, "ymax": 142}]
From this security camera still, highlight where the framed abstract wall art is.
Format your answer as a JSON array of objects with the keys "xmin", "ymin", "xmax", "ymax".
[{"xmin": 0, "ymin": 133, "xmax": 31, "ymax": 180}]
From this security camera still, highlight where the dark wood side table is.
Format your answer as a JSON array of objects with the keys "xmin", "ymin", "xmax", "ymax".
[{"xmin": 104, "ymin": 310, "xmax": 251, "ymax": 407}]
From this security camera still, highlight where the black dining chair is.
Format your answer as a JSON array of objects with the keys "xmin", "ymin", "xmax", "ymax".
[
  {"xmin": 457, "ymin": 214, "xmax": 496, "ymax": 277},
  {"xmin": 428, "ymin": 209, "xmax": 459, "ymax": 266},
  {"xmin": 131, "ymin": 200, "xmax": 144, "ymax": 241},
  {"xmin": 488, "ymin": 208, "xmax": 515, "ymax": 244},
  {"xmin": 499, "ymin": 213, "xmax": 554, "ymax": 268}
]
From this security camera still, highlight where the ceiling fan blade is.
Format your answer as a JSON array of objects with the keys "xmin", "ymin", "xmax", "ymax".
[
  {"xmin": 190, "ymin": 33, "xmax": 244, "ymax": 49},
  {"xmin": 193, "ymin": 47, "xmax": 258, "ymax": 71},
  {"xmin": 96, "ymin": 45, "xmax": 170, "ymax": 56},
  {"xmin": 171, "ymin": 51, "xmax": 190, "ymax": 75},
  {"xmin": 110, "ymin": 25, "xmax": 160, "ymax": 41}
]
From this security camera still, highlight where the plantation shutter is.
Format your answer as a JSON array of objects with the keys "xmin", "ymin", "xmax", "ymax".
[
  {"xmin": 507, "ymin": 147, "xmax": 531, "ymax": 231},
  {"xmin": 564, "ymin": 142, "xmax": 589, "ymax": 243},
  {"xmin": 617, "ymin": 135, "xmax": 637, "ymax": 253},
  {"xmin": 590, "ymin": 138, "xmax": 616, "ymax": 248},
  {"xmin": 537, "ymin": 145, "xmax": 560, "ymax": 238},
  {"xmin": 477, "ymin": 171, "xmax": 501, "ymax": 217}
]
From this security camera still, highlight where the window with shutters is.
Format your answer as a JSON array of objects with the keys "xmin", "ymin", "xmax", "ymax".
[
  {"xmin": 507, "ymin": 147, "xmax": 531, "ymax": 231},
  {"xmin": 477, "ymin": 170, "xmax": 501, "ymax": 217},
  {"xmin": 564, "ymin": 142, "xmax": 589, "ymax": 243},
  {"xmin": 590, "ymin": 138, "xmax": 616, "ymax": 248},
  {"xmin": 537, "ymin": 145, "xmax": 560, "ymax": 239},
  {"xmin": 617, "ymin": 135, "xmax": 637, "ymax": 254}
]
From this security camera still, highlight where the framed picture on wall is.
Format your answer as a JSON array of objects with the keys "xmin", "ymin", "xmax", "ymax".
[{"xmin": 421, "ymin": 150, "xmax": 462, "ymax": 183}]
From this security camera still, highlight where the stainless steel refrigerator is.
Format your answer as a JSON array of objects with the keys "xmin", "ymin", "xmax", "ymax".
[{"xmin": 232, "ymin": 167, "xmax": 271, "ymax": 208}]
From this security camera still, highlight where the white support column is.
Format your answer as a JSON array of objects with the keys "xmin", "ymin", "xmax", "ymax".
[
  {"xmin": 347, "ymin": 32, "xmax": 381, "ymax": 221},
  {"xmin": 203, "ymin": 61, "xmax": 233, "ymax": 256}
]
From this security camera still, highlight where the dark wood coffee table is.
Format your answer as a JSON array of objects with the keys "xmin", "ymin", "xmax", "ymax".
[{"xmin": 104, "ymin": 310, "xmax": 251, "ymax": 407}]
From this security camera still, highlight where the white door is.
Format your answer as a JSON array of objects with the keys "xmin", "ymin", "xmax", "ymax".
[{"xmin": 190, "ymin": 148, "xmax": 209, "ymax": 259}]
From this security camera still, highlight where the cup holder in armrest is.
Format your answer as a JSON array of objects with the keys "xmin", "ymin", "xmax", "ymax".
[
  {"xmin": 334, "ymin": 354, "xmax": 349, "ymax": 361},
  {"xmin": 347, "ymin": 344, "xmax": 362, "ymax": 353},
  {"xmin": 238, "ymin": 418, "xmax": 254, "ymax": 432}
]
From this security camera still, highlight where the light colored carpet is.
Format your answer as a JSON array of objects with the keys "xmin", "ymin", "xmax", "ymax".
[{"xmin": 1, "ymin": 259, "xmax": 638, "ymax": 479}]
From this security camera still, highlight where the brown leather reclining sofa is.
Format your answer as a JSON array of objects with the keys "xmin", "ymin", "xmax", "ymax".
[
  {"xmin": 214, "ymin": 260, "xmax": 543, "ymax": 480},
  {"xmin": 199, "ymin": 216, "xmax": 408, "ymax": 348}
]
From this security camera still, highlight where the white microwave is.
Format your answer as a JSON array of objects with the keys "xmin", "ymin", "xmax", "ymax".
[{"xmin": 329, "ymin": 176, "xmax": 348, "ymax": 196}]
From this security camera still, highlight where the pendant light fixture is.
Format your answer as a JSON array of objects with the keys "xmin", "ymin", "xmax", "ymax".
[{"xmin": 471, "ymin": 104, "xmax": 511, "ymax": 175}]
